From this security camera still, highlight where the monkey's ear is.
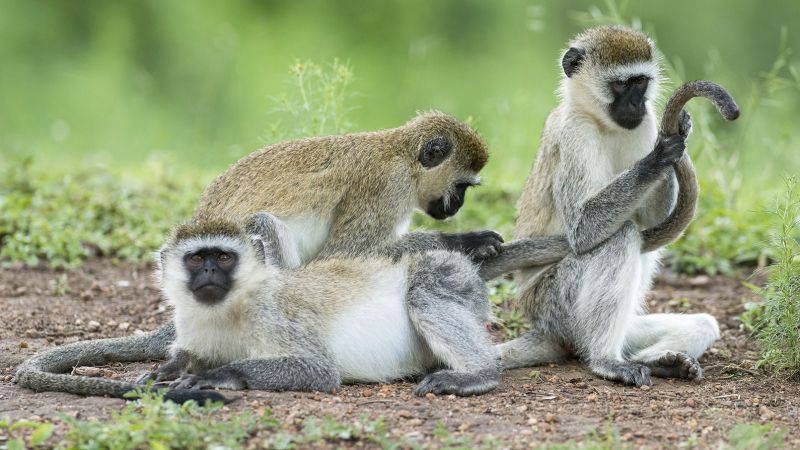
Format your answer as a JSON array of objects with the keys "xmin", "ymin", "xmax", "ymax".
[
  {"xmin": 562, "ymin": 47, "xmax": 586, "ymax": 78},
  {"xmin": 157, "ymin": 244, "xmax": 168, "ymax": 271},
  {"xmin": 418, "ymin": 136, "xmax": 453, "ymax": 168},
  {"xmin": 250, "ymin": 236, "xmax": 269, "ymax": 265}
]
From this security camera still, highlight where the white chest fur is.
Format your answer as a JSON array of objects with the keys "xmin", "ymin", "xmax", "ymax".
[
  {"xmin": 281, "ymin": 216, "xmax": 332, "ymax": 263},
  {"xmin": 325, "ymin": 266, "xmax": 432, "ymax": 382}
]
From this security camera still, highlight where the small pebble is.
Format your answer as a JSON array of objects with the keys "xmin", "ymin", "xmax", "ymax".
[
  {"xmin": 686, "ymin": 398, "xmax": 696, "ymax": 407},
  {"xmin": 640, "ymin": 384, "xmax": 651, "ymax": 391},
  {"xmin": 87, "ymin": 320, "xmax": 101, "ymax": 332}
]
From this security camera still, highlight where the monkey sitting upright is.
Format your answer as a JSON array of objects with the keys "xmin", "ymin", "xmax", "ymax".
[
  {"xmin": 18, "ymin": 212, "xmax": 572, "ymax": 399},
  {"xmin": 500, "ymin": 26, "xmax": 725, "ymax": 386}
]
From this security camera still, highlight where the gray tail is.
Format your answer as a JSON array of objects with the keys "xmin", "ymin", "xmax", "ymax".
[
  {"xmin": 15, "ymin": 324, "xmax": 227, "ymax": 404},
  {"xmin": 641, "ymin": 81, "xmax": 740, "ymax": 252}
]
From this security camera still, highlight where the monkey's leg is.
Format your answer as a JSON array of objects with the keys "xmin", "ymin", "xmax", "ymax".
[
  {"xmin": 478, "ymin": 236, "xmax": 571, "ymax": 281},
  {"xmin": 497, "ymin": 268, "xmax": 570, "ymax": 368},
  {"xmin": 387, "ymin": 231, "xmax": 504, "ymax": 262},
  {"xmin": 406, "ymin": 253, "xmax": 500, "ymax": 396},
  {"xmin": 568, "ymin": 221, "xmax": 653, "ymax": 387},
  {"xmin": 496, "ymin": 330, "xmax": 567, "ymax": 369},
  {"xmin": 623, "ymin": 313, "xmax": 720, "ymax": 381},
  {"xmin": 169, "ymin": 356, "xmax": 341, "ymax": 393}
]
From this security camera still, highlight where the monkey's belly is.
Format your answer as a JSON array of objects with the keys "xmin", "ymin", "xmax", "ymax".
[{"xmin": 325, "ymin": 269, "xmax": 434, "ymax": 383}]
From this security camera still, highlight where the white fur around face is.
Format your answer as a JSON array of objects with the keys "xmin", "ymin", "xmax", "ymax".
[
  {"xmin": 160, "ymin": 235, "xmax": 276, "ymax": 365},
  {"xmin": 325, "ymin": 266, "xmax": 433, "ymax": 382},
  {"xmin": 561, "ymin": 59, "xmax": 662, "ymax": 134}
]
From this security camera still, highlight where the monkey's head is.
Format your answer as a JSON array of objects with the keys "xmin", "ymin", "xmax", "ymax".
[
  {"xmin": 158, "ymin": 217, "xmax": 276, "ymax": 310},
  {"xmin": 405, "ymin": 111, "xmax": 489, "ymax": 220},
  {"xmin": 560, "ymin": 26, "xmax": 661, "ymax": 131}
]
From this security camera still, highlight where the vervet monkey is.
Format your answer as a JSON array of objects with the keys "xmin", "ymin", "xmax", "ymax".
[
  {"xmin": 17, "ymin": 213, "xmax": 571, "ymax": 399},
  {"xmin": 501, "ymin": 26, "xmax": 738, "ymax": 386}
]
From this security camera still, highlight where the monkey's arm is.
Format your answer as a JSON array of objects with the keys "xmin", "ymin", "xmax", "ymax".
[
  {"xmin": 555, "ymin": 133, "xmax": 685, "ymax": 255},
  {"xmin": 169, "ymin": 356, "xmax": 341, "ymax": 393},
  {"xmin": 636, "ymin": 166, "xmax": 678, "ymax": 229},
  {"xmin": 15, "ymin": 324, "xmax": 225, "ymax": 404},
  {"xmin": 477, "ymin": 236, "xmax": 570, "ymax": 280},
  {"xmin": 386, "ymin": 231, "xmax": 505, "ymax": 262}
]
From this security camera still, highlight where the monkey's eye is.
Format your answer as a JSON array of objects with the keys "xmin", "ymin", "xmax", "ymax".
[
  {"xmin": 217, "ymin": 252, "xmax": 233, "ymax": 266},
  {"xmin": 610, "ymin": 80, "xmax": 627, "ymax": 95},
  {"xmin": 188, "ymin": 254, "xmax": 204, "ymax": 268},
  {"xmin": 630, "ymin": 76, "xmax": 649, "ymax": 89}
]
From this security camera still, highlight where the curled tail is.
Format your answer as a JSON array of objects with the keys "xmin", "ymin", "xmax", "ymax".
[
  {"xmin": 641, "ymin": 81, "xmax": 740, "ymax": 252},
  {"xmin": 15, "ymin": 323, "xmax": 227, "ymax": 404}
]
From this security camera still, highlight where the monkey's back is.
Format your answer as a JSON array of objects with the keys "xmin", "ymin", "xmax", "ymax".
[{"xmin": 195, "ymin": 127, "xmax": 410, "ymax": 222}]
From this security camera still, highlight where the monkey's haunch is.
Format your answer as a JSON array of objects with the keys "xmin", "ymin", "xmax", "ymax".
[{"xmin": 641, "ymin": 81, "xmax": 740, "ymax": 252}]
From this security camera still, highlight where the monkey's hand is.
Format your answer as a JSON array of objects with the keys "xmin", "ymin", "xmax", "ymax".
[
  {"xmin": 640, "ymin": 130, "xmax": 688, "ymax": 174},
  {"xmin": 136, "ymin": 365, "xmax": 182, "ymax": 386},
  {"xmin": 170, "ymin": 368, "xmax": 246, "ymax": 391},
  {"xmin": 442, "ymin": 231, "xmax": 505, "ymax": 262},
  {"xmin": 678, "ymin": 110, "xmax": 693, "ymax": 138}
]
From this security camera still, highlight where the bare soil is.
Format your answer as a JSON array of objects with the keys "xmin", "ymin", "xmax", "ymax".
[{"xmin": 1, "ymin": 260, "xmax": 799, "ymax": 448}]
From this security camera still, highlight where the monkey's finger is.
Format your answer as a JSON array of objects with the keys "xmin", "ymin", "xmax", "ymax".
[{"xmin": 678, "ymin": 110, "xmax": 693, "ymax": 137}]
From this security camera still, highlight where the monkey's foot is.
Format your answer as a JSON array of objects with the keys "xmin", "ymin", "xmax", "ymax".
[
  {"xmin": 446, "ymin": 231, "xmax": 504, "ymax": 261},
  {"xmin": 414, "ymin": 369, "xmax": 499, "ymax": 397},
  {"xmin": 170, "ymin": 371, "xmax": 246, "ymax": 391},
  {"xmin": 646, "ymin": 352, "xmax": 702, "ymax": 382},
  {"xmin": 590, "ymin": 360, "xmax": 651, "ymax": 387}
]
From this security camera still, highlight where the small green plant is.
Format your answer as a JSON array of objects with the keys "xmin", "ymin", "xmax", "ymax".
[
  {"xmin": 746, "ymin": 177, "xmax": 800, "ymax": 375},
  {"xmin": 266, "ymin": 58, "xmax": 356, "ymax": 142},
  {"xmin": 0, "ymin": 417, "xmax": 54, "ymax": 450},
  {"xmin": 724, "ymin": 423, "xmax": 787, "ymax": 450},
  {"xmin": 60, "ymin": 390, "xmax": 263, "ymax": 449}
]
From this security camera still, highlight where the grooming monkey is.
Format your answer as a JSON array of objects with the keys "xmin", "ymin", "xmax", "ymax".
[
  {"xmin": 18, "ymin": 212, "xmax": 571, "ymax": 399},
  {"xmin": 500, "ymin": 26, "xmax": 739, "ymax": 386},
  {"xmin": 16, "ymin": 111, "xmax": 573, "ymax": 400},
  {"xmin": 196, "ymin": 111, "xmax": 507, "ymax": 262}
]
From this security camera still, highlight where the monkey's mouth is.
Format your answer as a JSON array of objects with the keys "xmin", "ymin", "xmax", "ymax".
[
  {"xmin": 192, "ymin": 284, "xmax": 229, "ymax": 305},
  {"xmin": 426, "ymin": 198, "xmax": 459, "ymax": 220}
]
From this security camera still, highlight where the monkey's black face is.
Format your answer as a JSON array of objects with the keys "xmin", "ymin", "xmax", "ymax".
[
  {"xmin": 184, "ymin": 247, "xmax": 238, "ymax": 305},
  {"xmin": 608, "ymin": 75, "xmax": 650, "ymax": 129},
  {"xmin": 426, "ymin": 182, "xmax": 471, "ymax": 220}
]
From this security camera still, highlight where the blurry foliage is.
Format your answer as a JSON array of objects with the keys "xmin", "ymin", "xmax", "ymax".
[
  {"xmin": 1, "ymin": 0, "xmax": 799, "ymax": 275},
  {"xmin": 265, "ymin": 59, "xmax": 356, "ymax": 141},
  {"xmin": 0, "ymin": 157, "xmax": 201, "ymax": 268},
  {"xmin": 742, "ymin": 178, "xmax": 800, "ymax": 376}
]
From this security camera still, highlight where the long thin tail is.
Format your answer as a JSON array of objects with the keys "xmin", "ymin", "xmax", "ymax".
[
  {"xmin": 640, "ymin": 81, "xmax": 740, "ymax": 252},
  {"xmin": 15, "ymin": 324, "xmax": 227, "ymax": 404}
]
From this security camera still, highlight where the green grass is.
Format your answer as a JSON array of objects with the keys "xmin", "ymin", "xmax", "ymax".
[
  {"xmin": 741, "ymin": 178, "xmax": 800, "ymax": 376},
  {"xmin": 1, "ymin": 392, "xmax": 786, "ymax": 449}
]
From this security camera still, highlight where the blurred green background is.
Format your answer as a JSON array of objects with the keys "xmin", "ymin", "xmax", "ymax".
[
  {"xmin": 2, "ymin": 0, "xmax": 798, "ymax": 184},
  {"xmin": 1, "ymin": 0, "xmax": 799, "ymax": 271}
]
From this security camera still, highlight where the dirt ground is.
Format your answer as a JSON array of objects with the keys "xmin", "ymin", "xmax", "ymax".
[{"xmin": 1, "ymin": 260, "xmax": 798, "ymax": 448}]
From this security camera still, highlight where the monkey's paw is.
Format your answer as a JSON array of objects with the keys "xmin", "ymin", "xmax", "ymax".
[
  {"xmin": 458, "ymin": 230, "xmax": 505, "ymax": 261},
  {"xmin": 414, "ymin": 369, "xmax": 499, "ymax": 397},
  {"xmin": 592, "ymin": 360, "xmax": 651, "ymax": 387},
  {"xmin": 170, "ymin": 371, "xmax": 246, "ymax": 390},
  {"xmin": 648, "ymin": 351, "xmax": 703, "ymax": 382}
]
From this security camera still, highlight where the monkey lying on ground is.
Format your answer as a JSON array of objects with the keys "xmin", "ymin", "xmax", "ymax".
[
  {"xmin": 501, "ymin": 26, "xmax": 739, "ymax": 386},
  {"xmin": 17, "ymin": 213, "xmax": 572, "ymax": 400}
]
